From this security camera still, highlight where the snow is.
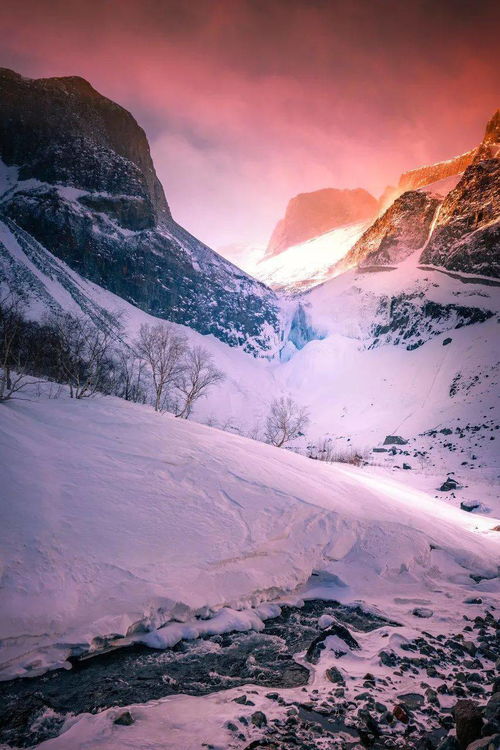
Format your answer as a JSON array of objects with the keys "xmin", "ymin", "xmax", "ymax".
[
  {"xmin": 253, "ymin": 221, "xmax": 368, "ymax": 292},
  {"xmin": 0, "ymin": 389, "xmax": 498, "ymax": 683}
]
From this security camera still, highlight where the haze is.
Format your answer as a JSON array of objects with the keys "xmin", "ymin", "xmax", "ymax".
[{"xmin": 1, "ymin": 0, "xmax": 498, "ymax": 251}]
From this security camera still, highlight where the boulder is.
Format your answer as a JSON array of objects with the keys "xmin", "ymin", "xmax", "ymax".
[
  {"xmin": 454, "ymin": 700, "xmax": 483, "ymax": 749},
  {"xmin": 383, "ymin": 435, "xmax": 408, "ymax": 445},
  {"xmin": 113, "ymin": 710, "xmax": 134, "ymax": 726}
]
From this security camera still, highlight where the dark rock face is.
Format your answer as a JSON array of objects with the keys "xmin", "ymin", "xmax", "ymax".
[
  {"xmin": 369, "ymin": 293, "xmax": 493, "ymax": 351},
  {"xmin": 420, "ymin": 111, "xmax": 500, "ymax": 279},
  {"xmin": 0, "ymin": 68, "xmax": 282, "ymax": 355},
  {"xmin": 266, "ymin": 187, "xmax": 377, "ymax": 256},
  {"xmin": 0, "ymin": 68, "xmax": 169, "ymax": 222},
  {"xmin": 339, "ymin": 191, "xmax": 441, "ymax": 270}
]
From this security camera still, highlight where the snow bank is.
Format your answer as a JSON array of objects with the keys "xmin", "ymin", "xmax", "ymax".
[{"xmin": 0, "ymin": 391, "xmax": 497, "ymax": 680}]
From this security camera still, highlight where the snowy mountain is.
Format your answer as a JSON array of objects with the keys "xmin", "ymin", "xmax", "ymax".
[
  {"xmin": 0, "ymin": 68, "xmax": 282, "ymax": 356},
  {"xmin": 258, "ymin": 111, "xmax": 499, "ymax": 290},
  {"xmin": 254, "ymin": 220, "xmax": 369, "ymax": 292},
  {"xmin": 266, "ymin": 188, "xmax": 378, "ymax": 257}
]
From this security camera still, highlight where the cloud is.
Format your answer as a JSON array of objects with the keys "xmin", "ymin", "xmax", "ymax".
[{"xmin": 1, "ymin": 0, "xmax": 498, "ymax": 248}]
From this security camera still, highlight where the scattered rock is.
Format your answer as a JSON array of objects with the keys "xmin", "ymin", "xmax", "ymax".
[
  {"xmin": 251, "ymin": 711, "xmax": 268, "ymax": 728},
  {"xmin": 393, "ymin": 704, "xmax": 409, "ymax": 723},
  {"xmin": 461, "ymin": 501, "xmax": 481, "ymax": 512},
  {"xmin": 440, "ymin": 477, "xmax": 460, "ymax": 491},
  {"xmin": 398, "ymin": 692, "xmax": 425, "ymax": 710},
  {"xmin": 454, "ymin": 699, "xmax": 483, "ymax": 749},
  {"xmin": 465, "ymin": 736, "xmax": 500, "ymax": 750},
  {"xmin": 325, "ymin": 666, "xmax": 345, "ymax": 684},
  {"xmin": 413, "ymin": 608, "xmax": 434, "ymax": 619},
  {"xmin": 384, "ymin": 435, "xmax": 408, "ymax": 445},
  {"xmin": 113, "ymin": 710, "xmax": 134, "ymax": 726}
]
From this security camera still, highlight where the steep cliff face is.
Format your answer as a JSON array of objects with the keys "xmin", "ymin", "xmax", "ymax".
[
  {"xmin": 398, "ymin": 148, "xmax": 478, "ymax": 193},
  {"xmin": 338, "ymin": 191, "xmax": 441, "ymax": 270},
  {"xmin": 0, "ymin": 68, "xmax": 282, "ymax": 355},
  {"xmin": 420, "ymin": 110, "xmax": 500, "ymax": 278},
  {"xmin": 266, "ymin": 187, "xmax": 377, "ymax": 256}
]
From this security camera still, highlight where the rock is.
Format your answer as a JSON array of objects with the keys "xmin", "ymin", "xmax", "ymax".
[
  {"xmin": 379, "ymin": 649, "xmax": 398, "ymax": 667},
  {"xmin": 484, "ymin": 693, "xmax": 500, "ymax": 732},
  {"xmin": 436, "ymin": 738, "xmax": 460, "ymax": 750},
  {"xmin": 403, "ymin": 463, "xmax": 412, "ymax": 470},
  {"xmin": 420, "ymin": 111, "xmax": 500, "ymax": 279},
  {"xmin": 463, "ymin": 641, "xmax": 477, "ymax": 656},
  {"xmin": 318, "ymin": 614, "xmax": 335, "ymax": 629},
  {"xmin": 461, "ymin": 501, "xmax": 481, "ymax": 512},
  {"xmin": 233, "ymin": 695, "xmax": 250, "ymax": 704},
  {"xmin": 393, "ymin": 704, "xmax": 409, "ymax": 723},
  {"xmin": 443, "ymin": 338, "xmax": 453, "ymax": 346},
  {"xmin": 465, "ymin": 736, "xmax": 500, "ymax": 750},
  {"xmin": 305, "ymin": 623, "xmax": 360, "ymax": 664},
  {"xmin": 398, "ymin": 692, "xmax": 425, "ymax": 710},
  {"xmin": 413, "ymin": 608, "xmax": 434, "ymax": 619},
  {"xmin": 464, "ymin": 598, "xmax": 483, "ymax": 605},
  {"xmin": 440, "ymin": 478, "xmax": 460, "ymax": 491},
  {"xmin": 251, "ymin": 711, "xmax": 268, "ymax": 728},
  {"xmin": 454, "ymin": 699, "xmax": 483, "ymax": 749},
  {"xmin": 383, "ymin": 435, "xmax": 409, "ymax": 445},
  {"xmin": 113, "ymin": 710, "xmax": 134, "ymax": 726},
  {"xmin": 325, "ymin": 666, "xmax": 345, "ymax": 685},
  {"xmin": 341, "ymin": 190, "xmax": 442, "ymax": 270}
]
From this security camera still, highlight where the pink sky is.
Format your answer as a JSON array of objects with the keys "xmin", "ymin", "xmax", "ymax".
[{"xmin": 1, "ymin": 0, "xmax": 498, "ymax": 249}]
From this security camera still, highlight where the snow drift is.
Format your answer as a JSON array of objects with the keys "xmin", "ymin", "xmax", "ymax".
[{"xmin": 0, "ymin": 391, "xmax": 497, "ymax": 680}]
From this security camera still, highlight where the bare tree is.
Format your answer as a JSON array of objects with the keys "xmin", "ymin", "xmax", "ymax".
[
  {"xmin": 136, "ymin": 322, "xmax": 188, "ymax": 412},
  {"xmin": 0, "ymin": 294, "xmax": 38, "ymax": 401},
  {"xmin": 264, "ymin": 396, "xmax": 309, "ymax": 448},
  {"xmin": 174, "ymin": 346, "xmax": 224, "ymax": 419},
  {"xmin": 48, "ymin": 312, "xmax": 115, "ymax": 399},
  {"xmin": 114, "ymin": 346, "xmax": 147, "ymax": 403}
]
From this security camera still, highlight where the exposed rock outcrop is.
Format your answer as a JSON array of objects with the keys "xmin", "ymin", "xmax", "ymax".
[
  {"xmin": 266, "ymin": 187, "xmax": 378, "ymax": 256},
  {"xmin": 0, "ymin": 68, "xmax": 282, "ymax": 355},
  {"xmin": 338, "ymin": 191, "xmax": 441, "ymax": 270},
  {"xmin": 420, "ymin": 110, "xmax": 500, "ymax": 279}
]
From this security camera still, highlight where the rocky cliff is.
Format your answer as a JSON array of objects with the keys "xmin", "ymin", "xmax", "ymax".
[
  {"xmin": 337, "ymin": 191, "xmax": 441, "ymax": 270},
  {"xmin": 419, "ymin": 110, "xmax": 500, "ymax": 278},
  {"xmin": 0, "ymin": 68, "xmax": 282, "ymax": 355},
  {"xmin": 266, "ymin": 187, "xmax": 377, "ymax": 256}
]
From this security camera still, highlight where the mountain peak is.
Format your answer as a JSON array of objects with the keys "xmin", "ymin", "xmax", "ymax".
[{"xmin": 266, "ymin": 187, "xmax": 378, "ymax": 257}]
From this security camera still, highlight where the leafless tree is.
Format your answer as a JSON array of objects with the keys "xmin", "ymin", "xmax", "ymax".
[
  {"xmin": 48, "ymin": 312, "xmax": 115, "ymax": 399},
  {"xmin": 174, "ymin": 346, "xmax": 224, "ymax": 419},
  {"xmin": 136, "ymin": 322, "xmax": 188, "ymax": 412},
  {"xmin": 264, "ymin": 396, "xmax": 309, "ymax": 448},
  {"xmin": 0, "ymin": 294, "xmax": 38, "ymax": 401},
  {"xmin": 114, "ymin": 346, "xmax": 147, "ymax": 403}
]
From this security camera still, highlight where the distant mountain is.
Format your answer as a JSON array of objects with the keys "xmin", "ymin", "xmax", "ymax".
[
  {"xmin": 266, "ymin": 188, "xmax": 378, "ymax": 257},
  {"xmin": 0, "ymin": 68, "xmax": 283, "ymax": 356}
]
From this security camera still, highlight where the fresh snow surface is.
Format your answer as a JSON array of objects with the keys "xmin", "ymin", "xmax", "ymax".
[
  {"xmin": 0, "ymin": 388, "xmax": 498, "ymax": 684},
  {"xmin": 253, "ymin": 221, "xmax": 368, "ymax": 292}
]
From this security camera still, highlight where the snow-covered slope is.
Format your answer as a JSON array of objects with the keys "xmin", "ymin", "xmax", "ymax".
[
  {"xmin": 253, "ymin": 221, "xmax": 369, "ymax": 292},
  {"xmin": 0, "ymin": 390, "xmax": 498, "ymax": 682}
]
